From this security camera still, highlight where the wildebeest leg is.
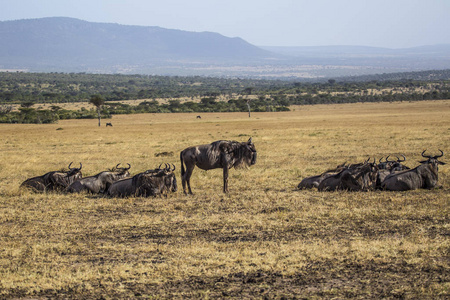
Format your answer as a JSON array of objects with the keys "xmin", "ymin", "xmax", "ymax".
[
  {"xmin": 223, "ymin": 166, "xmax": 229, "ymax": 193},
  {"xmin": 182, "ymin": 165, "xmax": 195, "ymax": 194}
]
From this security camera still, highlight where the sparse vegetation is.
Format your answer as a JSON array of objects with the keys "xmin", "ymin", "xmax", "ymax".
[
  {"xmin": 1, "ymin": 70, "xmax": 450, "ymax": 123},
  {"xmin": 0, "ymin": 100, "xmax": 448, "ymax": 298}
]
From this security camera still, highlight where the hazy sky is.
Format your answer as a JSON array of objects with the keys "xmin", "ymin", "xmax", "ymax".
[{"xmin": 1, "ymin": 0, "xmax": 449, "ymax": 48}]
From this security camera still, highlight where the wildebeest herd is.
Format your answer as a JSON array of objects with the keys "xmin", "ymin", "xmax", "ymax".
[
  {"xmin": 298, "ymin": 150, "xmax": 446, "ymax": 191},
  {"xmin": 21, "ymin": 162, "xmax": 177, "ymax": 197},
  {"xmin": 20, "ymin": 137, "xmax": 445, "ymax": 196}
]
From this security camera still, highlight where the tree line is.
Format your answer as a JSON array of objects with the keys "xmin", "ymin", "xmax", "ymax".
[{"xmin": 1, "ymin": 70, "xmax": 450, "ymax": 124}]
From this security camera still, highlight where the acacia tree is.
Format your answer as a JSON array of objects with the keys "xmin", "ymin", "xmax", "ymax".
[{"xmin": 90, "ymin": 94, "xmax": 104, "ymax": 127}]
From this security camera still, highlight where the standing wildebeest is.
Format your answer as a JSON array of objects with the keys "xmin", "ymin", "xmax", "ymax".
[
  {"xmin": 107, "ymin": 164, "xmax": 177, "ymax": 197},
  {"xmin": 20, "ymin": 162, "xmax": 82, "ymax": 192},
  {"xmin": 381, "ymin": 150, "xmax": 445, "ymax": 191},
  {"xmin": 67, "ymin": 163, "xmax": 131, "ymax": 194},
  {"xmin": 180, "ymin": 138, "xmax": 257, "ymax": 194}
]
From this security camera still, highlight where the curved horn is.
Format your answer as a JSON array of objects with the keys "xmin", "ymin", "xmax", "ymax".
[
  {"xmin": 165, "ymin": 163, "xmax": 170, "ymax": 171},
  {"xmin": 115, "ymin": 163, "xmax": 121, "ymax": 170},
  {"xmin": 79, "ymin": 162, "xmax": 82, "ymax": 170},
  {"xmin": 125, "ymin": 163, "xmax": 131, "ymax": 170},
  {"xmin": 158, "ymin": 163, "xmax": 163, "ymax": 170},
  {"xmin": 386, "ymin": 155, "xmax": 396, "ymax": 163},
  {"xmin": 171, "ymin": 163, "xmax": 176, "ymax": 171},
  {"xmin": 434, "ymin": 149, "xmax": 444, "ymax": 159},
  {"xmin": 421, "ymin": 150, "xmax": 432, "ymax": 159},
  {"xmin": 397, "ymin": 154, "xmax": 406, "ymax": 162},
  {"xmin": 68, "ymin": 162, "xmax": 73, "ymax": 169}
]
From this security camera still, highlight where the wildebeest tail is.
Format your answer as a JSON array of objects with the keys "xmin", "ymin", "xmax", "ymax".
[{"xmin": 180, "ymin": 151, "xmax": 186, "ymax": 176}]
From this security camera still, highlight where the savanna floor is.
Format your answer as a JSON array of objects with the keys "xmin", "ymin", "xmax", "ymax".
[{"xmin": 0, "ymin": 100, "xmax": 449, "ymax": 298}]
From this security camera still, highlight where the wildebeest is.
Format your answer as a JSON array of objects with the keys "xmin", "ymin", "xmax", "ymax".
[
  {"xmin": 381, "ymin": 150, "xmax": 445, "ymax": 191},
  {"xmin": 107, "ymin": 164, "xmax": 177, "ymax": 197},
  {"xmin": 340, "ymin": 160, "xmax": 379, "ymax": 191},
  {"xmin": 298, "ymin": 162, "xmax": 347, "ymax": 190},
  {"xmin": 67, "ymin": 163, "xmax": 131, "ymax": 194},
  {"xmin": 377, "ymin": 155, "xmax": 409, "ymax": 172},
  {"xmin": 376, "ymin": 155, "xmax": 410, "ymax": 188},
  {"xmin": 20, "ymin": 162, "xmax": 83, "ymax": 192},
  {"xmin": 180, "ymin": 138, "xmax": 257, "ymax": 194},
  {"xmin": 106, "ymin": 122, "xmax": 113, "ymax": 127},
  {"xmin": 317, "ymin": 159, "xmax": 379, "ymax": 191}
]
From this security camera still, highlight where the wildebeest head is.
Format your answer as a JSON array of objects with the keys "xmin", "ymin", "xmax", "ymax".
[
  {"xmin": 378, "ymin": 154, "xmax": 409, "ymax": 171},
  {"xmin": 152, "ymin": 163, "xmax": 177, "ymax": 193},
  {"xmin": 247, "ymin": 138, "xmax": 257, "ymax": 166},
  {"xmin": 162, "ymin": 164, "xmax": 178, "ymax": 193},
  {"xmin": 392, "ymin": 154, "xmax": 410, "ymax": 171},
  {"xmin": 66, "ymin": 162, "xmax": 83, "ymax": 180},
  {"xmin": 110, "ymin": 163, "xmax": 131, "ymax": 178},
  {"xmin": 135, "ymin": 164, "xmax": 177, "ymax": 196},
  {"xmin": 221, "ymin": 137, "xmax": 257, "ymax": 168},
  {"xmin": 378, "ymin": 156, "xmax": 395, "ymax": 170},
  {"xmin": 418, "ymin": 150, "xmax": 446, "ymax": 171}
]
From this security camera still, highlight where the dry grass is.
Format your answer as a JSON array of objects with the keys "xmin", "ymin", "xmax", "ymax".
[{"xmin": 0, "ymin": 100, "xmax": 449, "ymax": 298}]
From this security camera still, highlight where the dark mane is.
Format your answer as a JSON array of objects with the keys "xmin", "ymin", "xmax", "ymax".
[{"xmin": 212, "ymin": 140, "xmax": 251, "ymax": 168}]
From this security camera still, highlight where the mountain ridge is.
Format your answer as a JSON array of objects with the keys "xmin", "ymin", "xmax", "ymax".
[
  {"xmin": 0, "ymin": 17, "xmax": 277, "ymax": 70},
  {"xmin": 1, "ymin": 17, "xmax": 449, "ymax": 77}
]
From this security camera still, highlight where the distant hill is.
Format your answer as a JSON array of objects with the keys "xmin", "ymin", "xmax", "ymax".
[
  {"xmin": 0, "ymin": 17, "xmax": 277, "ymax": 73},
  {"xmin": 1, "ymin": 17, "xmax": 450, "ymax": 78}
]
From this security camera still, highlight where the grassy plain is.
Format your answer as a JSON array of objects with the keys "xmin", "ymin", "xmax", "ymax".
[{"xmin": 0, "ymin": 100, "xmax": 449, "ymax": 298}]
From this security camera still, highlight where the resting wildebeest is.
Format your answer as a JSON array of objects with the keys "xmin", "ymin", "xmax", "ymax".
[
  {"xmin": 67, "ymin": 163, "xmax": 131, "ymax": 194},
  {"xmin": 107, "ymin": 164, "xmax": 177, "ymax": 197},
  {"xmin": 297, "ymin": 162, "xmax": 347, "ymax": 190},
  {"xmin": 381, "ymin": 150, "xmax": 445, "ymax": 191},
  {"xmin": 317, "ymin": 159, "xmax": 379, "ymax": 191},
  {"xmin": 340, "ymin": 160, "xmax": 379, "ymax": 191},
  {"xmin": 376, "ymin": 155, "xmax": 411, "ymax": 188},
  {"xmin": 20, "ymin": 162, "xmax": 83, "ymax": 192},
  {"xmin": 180, "ymin": 138, "xmax": 257, "ymax": 194}
]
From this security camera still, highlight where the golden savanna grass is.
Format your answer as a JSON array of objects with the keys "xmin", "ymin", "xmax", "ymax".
[{"xmin": 0, "ymin": 100, "xmax": 449, "ymax": 298}]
